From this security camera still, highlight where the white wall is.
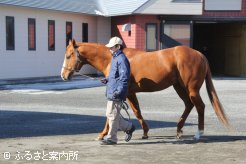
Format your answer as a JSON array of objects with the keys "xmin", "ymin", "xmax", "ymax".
[
  {"xmin": 0, "ymin": 5, "xmax": 111, "ymax": 80},
  {"xmin": 97, "ymin": 16, "xmax": 111, "ymax": 44}
]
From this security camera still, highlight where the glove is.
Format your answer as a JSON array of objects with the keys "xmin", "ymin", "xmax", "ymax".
[{"xmin": 100, "ymin": 78, "xmax": 108, "ymax": 84}]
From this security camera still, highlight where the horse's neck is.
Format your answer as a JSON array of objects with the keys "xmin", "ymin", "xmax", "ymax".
[{"xmin": 83, "ymin": 45, "xmax": 111, "ymax": 76}]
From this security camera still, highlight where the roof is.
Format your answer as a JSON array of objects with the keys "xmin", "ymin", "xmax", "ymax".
[
  {"xmin": 0, "ymin": 0, "xmax": 103, "ymax": 15},
  {"xmin": 101, "ymin": 0, "xmax": 149, "ymax": 16},
  {"xmin": 0, "ymin": 0, "xmax": 202, "ymax": 16}
]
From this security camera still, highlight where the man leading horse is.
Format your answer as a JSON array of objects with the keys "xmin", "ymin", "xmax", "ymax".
[
  {"xmin": 100, "ymin": 37, "xmax": 135, "ymax": 145},
  {"xmin": 61, "ymin": 37, "xmax": 231, "ymax": 142}
]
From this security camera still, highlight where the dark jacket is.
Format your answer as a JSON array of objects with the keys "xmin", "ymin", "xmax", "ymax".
[{"xmin": 106, "ymin": 50, "xmax": 130, "ymax": 101}]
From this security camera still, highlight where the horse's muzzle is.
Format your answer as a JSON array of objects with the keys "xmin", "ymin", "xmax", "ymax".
[{"xmin": 61, "ymin": 68, "xmax": 74, "ymax": 81}]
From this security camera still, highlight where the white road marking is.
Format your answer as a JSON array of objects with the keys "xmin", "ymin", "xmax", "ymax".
[
  {"xmin": 1, "ymin": 79, "xmax": 102, "ymax": 95},
  {"xmin": 9, "ymin": 89, "xmax": 64, "ymax": 95}
]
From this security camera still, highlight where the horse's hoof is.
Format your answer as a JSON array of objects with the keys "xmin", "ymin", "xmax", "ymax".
[
  {"xmin": 95, "ymin": 136, "xmax": 104, "ymax": 141},
  {"xmin": 176, "ymin": 130, "xmax": 183, "ymax": 139},
  {"xmin": 142, "ymin": 135, "xmax": 148, "ymax": 139},
  {"xmin": 193, "ymin": 130, "xmax": 204, "ymax": 140}
]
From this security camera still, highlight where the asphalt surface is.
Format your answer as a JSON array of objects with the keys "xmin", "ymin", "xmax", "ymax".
[{"xmin": 0, "ymin": 77, "xmax": 246, "ymax": 163}]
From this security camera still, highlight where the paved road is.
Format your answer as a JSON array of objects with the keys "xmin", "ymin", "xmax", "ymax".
[{"xmin": 0, "ymin": 78, "xmax": 246, "ymax": 163}]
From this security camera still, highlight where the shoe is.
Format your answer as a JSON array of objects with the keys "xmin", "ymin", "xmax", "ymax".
[
  {"xmin": 125, "ymin": 125, "xmax": 135, "ymax": 142},
  {"xmin": 100, "ymin": 139, "xmax": 117, "ymax": 145}
]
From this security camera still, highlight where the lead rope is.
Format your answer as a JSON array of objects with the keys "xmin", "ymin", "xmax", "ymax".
[
  {"xmin": 76, "ymin": 73, "xmax": 102, "ymax": 80},
  {"xmin": 120, "ymin": 101, "xmax": 130, "ymax": 121},
  {"xmin": 75, "ymin": 72, "xmax": 130, "ymax": 120},
  {"xmin": 75, "ymin": 71, "xmax": 131, "ymax": 120}
]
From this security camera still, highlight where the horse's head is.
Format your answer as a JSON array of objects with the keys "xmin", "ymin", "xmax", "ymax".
[{"xmin": 61, "ymin": 39, "xmax": 85, "ymax": 81}]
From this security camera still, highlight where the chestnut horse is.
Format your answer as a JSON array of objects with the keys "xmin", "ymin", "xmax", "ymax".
[{"xmin": 61, "ymin": 39, "xmax": 230, "ymax": 140}]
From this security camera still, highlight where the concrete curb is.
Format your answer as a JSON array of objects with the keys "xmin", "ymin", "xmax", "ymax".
[{"xmin": 0, "ymin": 75, "xmax": 102, "ymax": 87}]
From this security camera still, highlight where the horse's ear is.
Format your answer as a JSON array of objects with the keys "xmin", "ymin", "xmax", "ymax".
[{"xmin": 69, "ymin": 39, "xmax": 78, "ymax": 49}]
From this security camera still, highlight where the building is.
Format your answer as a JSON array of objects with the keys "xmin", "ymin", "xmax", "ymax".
[
  {"xmin": 194, "ymin": 0, "xmax": 246, "ymax": 76},
  {"xmin": 0, "ymin": 0, "xmax": 245, "ymax": 80},
  {"xmin": 111, "ymin": 0, "xmax": 246, "ymax": 76},
  {"xmin": 0, "ymin": 0, "xmax": 112, "ymax": 80}
]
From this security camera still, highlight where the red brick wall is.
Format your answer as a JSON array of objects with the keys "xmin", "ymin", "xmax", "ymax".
[
  {"xmin": 203, "ymin": 0, "xmax": 246, "ymax": 16},
  {"xmin": 111, "ymin": 15, "xmax": 160, "ymax": 51},
  {"xmin": 111, "ymin": 16, "xmax": 136, "ymax": 48}
]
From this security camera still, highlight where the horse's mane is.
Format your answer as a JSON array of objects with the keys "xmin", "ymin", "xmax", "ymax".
[
  {"xmin": 76, "ymin": 42, "xmax": 146, "ymax": 58},
  {"xmin": 76, "ymin": 42, "xmax": 144, "ymax": 52},
  {"xmin": 76, "ymin": 42, "xmax": 105, "ymax": 47}
]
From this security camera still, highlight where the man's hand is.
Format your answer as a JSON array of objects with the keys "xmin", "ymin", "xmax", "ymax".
[
  {"xmin": 113, "ymin": 91, "xmax": 119, "ymax": 98},
  {"xmin": 100, "ymin": 78, "xmax": 108, "ymax": 84}
]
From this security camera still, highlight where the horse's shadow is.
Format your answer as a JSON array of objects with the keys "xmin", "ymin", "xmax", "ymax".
[
  {"xmin": 1, "ymin": 110, "xmax": 244, "ymax": 144},
  {"xmin": 119, "ymin": 135, "xmax": 246, "ymax": 145},
  {"xmin": 0, "ymin": 110, "xmax": 192, "ymax": 139}
]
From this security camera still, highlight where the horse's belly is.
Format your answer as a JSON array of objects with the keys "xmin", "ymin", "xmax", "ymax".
[
  {"xmin": 130, "ymin": 64, "xmax": 178, "ymax": 92},
  {"xmin": 140, "ymin": 80, "xmax": 172, "ymax": 92},
  {"xmin": 131, "ymin": 77, "xmax": 175, "ymax": 92}
]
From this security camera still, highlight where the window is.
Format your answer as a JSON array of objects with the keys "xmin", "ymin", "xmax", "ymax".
[
  {"xmin": 6, "ymin": 16, "xmax": 15, "ymax": 50},
  {"xmin": 48, "ymin": 20, "xmax": 55, "ymax": 51},
  {"xmin": 66, "ymin": 22, "xmax": 72, "ymax": 47},
  {"xmin": 28, "ymin": 18, "xmax": 36, "ymax": 50},
  {"xmin": 82, "ymin": 23, "xmax": 88, "ymax": 42},
  {"xmin": 146, "ymin": 23, "xmax": 157, "ymax": 51},
  {"xmin": 162, "ymin": 23, "xmax": 190, "ymax": 48},
  {"xmin": 205, "ymin": 0, "xmax": 242, "ymax": 11}
]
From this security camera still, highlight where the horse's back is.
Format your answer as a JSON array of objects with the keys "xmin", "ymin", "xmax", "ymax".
[
  {"xmin": 125, "ymin": 47, "xmax": 179, "ymax": 92},
  {"xmin": 126, "ymin": 46, "xmax": 208, "ymax": 92}
]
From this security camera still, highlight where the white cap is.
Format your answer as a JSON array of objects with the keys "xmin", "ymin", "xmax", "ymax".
[{"xmin": 105, "ymin": 37, "xmax": 123, "ymax": 48}]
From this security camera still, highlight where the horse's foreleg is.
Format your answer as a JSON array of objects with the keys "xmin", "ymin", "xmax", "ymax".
[
  {"xmin": 127, "ymin": 93, "xmax": 149, "ymax": 139},
  {"xmin": 176, "ymin": 107, "xmax": 193, "ymax": 139},
  {"xmin": 173, "ymin": 84, "xmax": 194, "ymax": 139},
  {"xmin": 96, "ymin": 118, "xmax": 109, "ymax": 140}
]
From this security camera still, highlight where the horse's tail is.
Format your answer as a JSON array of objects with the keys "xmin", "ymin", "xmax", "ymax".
[{"xmin": 205, "ymin": 66, "xmax": 231, "ymax": 129}]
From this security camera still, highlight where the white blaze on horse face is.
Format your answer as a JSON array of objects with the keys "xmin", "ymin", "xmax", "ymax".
[{"xmin": 61, "ymin": 54, "xmax": 67, "ymax": 80}]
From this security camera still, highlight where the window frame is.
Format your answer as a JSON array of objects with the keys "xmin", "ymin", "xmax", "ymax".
[
  {"xmin": 48, "ymin": 20, "xmax": 55, "ymax": 51},
  {"xmin": 82, "ymin": 23, "xmax": 88, "ymax": 42},
  {"xmin": 145, "ymin": 23, "xmax": 158, "ymax": 51},
  {"xmin": 6, "ymin": 16, "xmax": 15, "ymax": 50},
  {"xmin": 28, "ymin": 18, "xmax": 36, "ymax": 51},
  {"xmin": 66, "ymin": 21, "xmax": 72, "ymax": 47},
  {"xmin": 161, "ymin": 20, "xmax": 192, "ymax": 49}
]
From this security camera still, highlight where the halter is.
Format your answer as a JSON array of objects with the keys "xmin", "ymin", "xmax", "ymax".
[{"xmin": 62, "ymin": 49, "xmax": 83, "ymax": 72}]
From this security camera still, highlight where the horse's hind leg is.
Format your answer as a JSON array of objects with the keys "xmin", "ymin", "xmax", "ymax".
[
  {"xmin": 188, "ymin": 89, "xmax": 205, "ymax": 140},
  {"xmin": 127, "ymin": 93, "xmax": 149, "ymax": 139},
  {"xmin": 173, "ymin": 83, "xmax": 194, "ymax": 139}
]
